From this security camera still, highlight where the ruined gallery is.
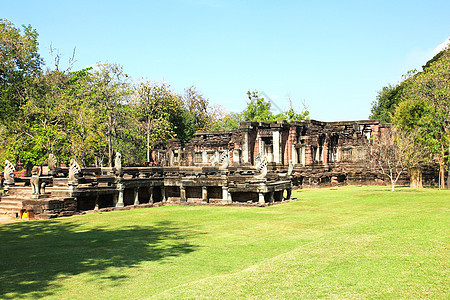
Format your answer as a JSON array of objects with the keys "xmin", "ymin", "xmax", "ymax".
[{"xmin": 0, "ymin": 119, "xmax": 437, "ymax": 219}]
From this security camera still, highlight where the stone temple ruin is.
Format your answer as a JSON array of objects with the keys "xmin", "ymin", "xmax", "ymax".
[{"xmin": 0, "ymin": 119, "xmax": 437, "ymax": 219}]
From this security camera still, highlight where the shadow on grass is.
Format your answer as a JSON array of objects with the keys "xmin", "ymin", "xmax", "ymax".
[{"xmin": 0, "ymin": 219, "xmax": 200, "ymax": 298}]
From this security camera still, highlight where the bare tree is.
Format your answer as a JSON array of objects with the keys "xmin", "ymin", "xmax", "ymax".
[{"xmin": 370, "ymin": 127, "xmax": 430, "ymax": 191}]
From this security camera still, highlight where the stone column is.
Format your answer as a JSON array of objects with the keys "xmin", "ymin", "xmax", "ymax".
[
  {"xmin": 222, "ymin": 186, "xmax": 229, "ymax": 204},
  {"xmin": 259, "ymin": 137, "xmax": 265, "ymax": 156},
  {"xmin": 148, "ymin": 186, "xmax": 154, "ymax": 204},
  {"xmin": 242, "ymin": 131, "xmax": 249, "ymax": 163},
  {"xmin": 258, "ymin": 192, "xmax": 265, "ymax": 205},
  {"xmin": 161, "ymin": 186, "xmax": 166, "ymax": 202},
  {"xmin": 233, "ymin": 149, "xmax": 240, "ymax": 165},
  {"xmin": 285, "ymin": 188, "xmax": 292, "ymax": 201},
  {"xmin": 94, "ymin": 194, "xmax": 99, "ymax": 210},
  {"xmin": 292, "ymin": 145, "xmax": 298, "ymax": 164},
  {"xmin": 180, "ymin": 185, "xmax": 186, "ymax": 202},
  {"xmin": 269, "ymin": 191, "xmax": 274, "ymax": 203},
  {"xmin": 273, "ymin": 131, "xmax": 281, "ymax": 164},
  {"xmin": 133, "ymin": 187, "xmax": 139, "ymax": 205},
  {"xmin": 116, "ymin": 183, "xmax": 124, "ymax": 207},
  {"xmin": 202, "ymin": 186, "xmax": 208, "ymax": 203}
]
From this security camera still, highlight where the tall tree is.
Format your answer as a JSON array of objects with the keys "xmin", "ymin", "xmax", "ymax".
[
  {"xmin": 394, "ymin": 47, "xmax": 450, "ymax": 189},
  {"xmin": 0, "ymin": 19, "xmax": 42, "ymax": 123},
  {"xmin": 134, "ymin": 80, "xmax": 183, "ymax": 162},
  {"xmin": 369, "ymin": 83, "xmax": 404, "ymax": 122},
  {"xmin": 182, "ymin": 85, "xmax": 213, "ymax": 131},
  {"xmin": 91, "ymin": 63, "xmax": 130, "ymax": 167}
]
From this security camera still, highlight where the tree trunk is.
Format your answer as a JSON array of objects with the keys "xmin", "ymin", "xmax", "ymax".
[
  {"xmin": 409, "ymin": 167, "xmax": 423, "ymax": 188},
  {"xmin": 439, "ymin": 163, "xmax": 445, "ymax": 190},
  {"xmin": 146, "ymin": 120, "xmax": 150, "ymax": 162},
  {"xmin": 108, "ymin": 115, "xmax": 112, "ymax": 167},
  {"xmin": 447, "ymin": 146, "xmax": 450, "ymax": 189}
]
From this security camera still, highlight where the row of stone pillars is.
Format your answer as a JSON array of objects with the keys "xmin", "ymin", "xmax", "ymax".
[
  {"xmin": 180, "ymin": 185, "xmax": 231, "ymax": 203},
  {"xmin": 113, "ymin": 185, "xmax": 233, "ymax": 208},
  {"xmin": 114, "ymin": 184, "xmax": 161, "ymax": 208},
  {"xmin": 111, "ymin": 186, "xmax": 291, "ymax": 208},
  {"xmin": 258, "ymin": 189, "xmax": 292, "ymax": 205}
]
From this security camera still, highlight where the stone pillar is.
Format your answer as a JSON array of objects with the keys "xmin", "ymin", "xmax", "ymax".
[
  {"xmin": 269, "ymin": 191, "xmax": 274, "ymax": 203},
  {"xmin": 273, "ymin": 131, "xmax": 281, "ymax": 164},
  {"xmin": 94, "ymin": 194, "xmax": 99, "ymax": 210},
  {"xmin": 161, "ymin": 186, "xmax": 166, "ymax": 202},
  {"xmin": 258, "ymin": 192, "xmax": 265, "ymax": 205},
  {"xmin": 116, "ymin": 183, "xmax": 124, "ymax": 207},
  {"xmin": 242, "ymin": 131, "xmax": 249, "ymax": 163},
  {"xmin": 301, "ymin": 146, "xmax": 306, "ymax": 165},
  {"xmin": 148, "ymin": 186, "xmax": 154, "ymax": 204},
  {"xmin": 133, "ymin": 188, "xmax": 139, "ymax": 205},
  {"xmin": 202, "ymin": 186, "xmax": 208, "ymax": 203},
  {"xmin": 222, "ymin": 186, "xmax": 229, "ymax": 204},
  {"xmin": 169, "ymin": 150, "xmax": 174, "ymax": 166},
  {"xmin": 233, "ymin": 149, "xmax": 240, "ymax": 165},
  {"xmin": 180, "ymin": 185, "xmax": 186, "ymax": 202},
  {"xmin": 202, "ymin": 151, "xmax": 208, "ymax": 163},
  {"xmin": 292, "ymin": 145, "xmax": 298, "ymax": 164},
  {"xmin": 285, "ymin": 188, "xmax": 292, "ymax": 201},
  {"xmin": 259, "ymin": 137, "xmax": 265, "ymax": 156}
]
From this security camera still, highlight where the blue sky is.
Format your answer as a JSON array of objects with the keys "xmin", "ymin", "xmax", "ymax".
[{"xmin": 3, "ymin": 0, "xmax": 449, "ymax": 121}]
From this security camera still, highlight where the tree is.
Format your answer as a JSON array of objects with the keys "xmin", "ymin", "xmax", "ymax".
[
  {"xmin": 182, "ymin": 85, "xmax": 213, "ymax": 131},
  {"xmin": 370, "ymin": 127, "xmax": 429, "ymax": 191},
  {"xmin": 242, "ymin": 91, "xmax": 274, "ymax": 122},
  {"xmin": 369, "ymin": 83, "xmax": 404, "ymax": 122},
  {"xmin": 0, "ymin": 19, "xmax": 43, "ymax": 124},
  {"xmin": 133, "ymin": 80, "xmax": 183, "ymax": 162},
  {"xmin": 91, "ymin": 63, "xmax": 130, "ymax": 167},
  {"xmin": 394, "ymin": 47, "xmax": 450, "ymax": 189},
  {"xmin": 242, "ymin": 91, "xmax": 309, "ymax": 123},
  {"xmin": 212, "ymin": 112, "xmax": 244, "ymax": 130}
]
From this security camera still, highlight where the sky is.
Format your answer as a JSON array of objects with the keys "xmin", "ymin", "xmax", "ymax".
[{"xmin": 3, "ymin": 0, "xmax": 449, "ymax": 121}]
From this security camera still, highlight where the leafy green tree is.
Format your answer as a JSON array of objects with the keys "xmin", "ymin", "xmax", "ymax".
[
  {"xmin": 91, "ymin": 63, "xmax": 131, "ymax": 167},
  {"xmin": 133, "ymin": 80, "xmax": 183, "ymax": 162},
  {"xmin": 393, "ymin": 47, "xmax": 450, "ymax": 188},
  {"xmin": 212, "ymin": 112, "xmax": 244, "ymax": 130},
  {"xmin": 242, "ymin": 91, "xmax": 309, "ymax": 123},
  {"xmin": 182, "ymin": 85, "xmax": 213, "ymax": 131},
  {"xmin": 0, "ymin": 19, "xmax": 43, "ymax": 124},
  {"xmin": 242, "ymin": 91, "xmax": 274, "ymax": 122},
  {"xmin": 370, "ymin": 83, "xmax": 404, "ymax": 122}
]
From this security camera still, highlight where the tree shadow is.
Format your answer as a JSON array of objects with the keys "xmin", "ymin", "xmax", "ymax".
[{"xmin": 0, "ymin": 219, "xmax": 200, "ymax": 298}]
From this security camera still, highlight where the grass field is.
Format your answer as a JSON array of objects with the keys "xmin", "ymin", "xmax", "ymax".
[{"xmin": 0, "ymin": 186, "xmax": 448, "ymax": 299}]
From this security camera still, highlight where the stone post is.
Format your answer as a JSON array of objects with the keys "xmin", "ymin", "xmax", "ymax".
[
  {"xmin": 285, "ymin": 188, "xmax": 292, "ymax": 201},
  {"xmin": 292, "ymin": 145, "xmax": 298, "ymax": 165},
  {"xmin": 233, "ymin": 149, "xmax": 240, "ymax": 165},
  {"xmin": 148, "ymin": 186, "xmax": 154, "ymax": 204},
  {"xmin": 116, "ymin": 183, "xmax": 124, "ymax": 207},
  {"xmin": 273, "ymin": 131, "xmax": 281, "ymax": 164},
  {"xmin": 222, "ymin": 186, "xmax": 229, "ymax": 204},
  {"xmin": 202, "ymin": 186, "xmax": 208, "ymax": 203},
  {"xmin": 180, "ymin": 185, "xmax": 186, "ymax": 202},
  {"xmin": 242, "ymin": 131, "xmax": 249, "ymax": 164},
  {"xmin": 133, "ymin": 187, "xmax": 139, "ymax": 205},
  {"xmin": 94, "ymin": 194, "xmax": 99, "ymax": 210},
  {"xmin": 258, "ymin": 192, "xmax": 265, "ymax": 205},
  {"xmin": 269, "ymin": 191, "xmax": 274, "ymax": 203},
  {"xmin": 161, "ymin": 186, "xmax": 166, "ymax": 202}
]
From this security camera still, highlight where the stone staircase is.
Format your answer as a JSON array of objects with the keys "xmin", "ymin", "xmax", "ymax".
[
  {"xmin": 0, "ymin": 185, "xmax": 77, "ymax": 219},
  {"xmin": 0, "ymin": 197, "xmax": 24, "ymax": 216}
]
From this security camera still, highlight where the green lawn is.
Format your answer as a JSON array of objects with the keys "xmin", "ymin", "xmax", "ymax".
[{"xmin": 0, "ymin": 186, "xmax": 448, "ymax": 299}]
